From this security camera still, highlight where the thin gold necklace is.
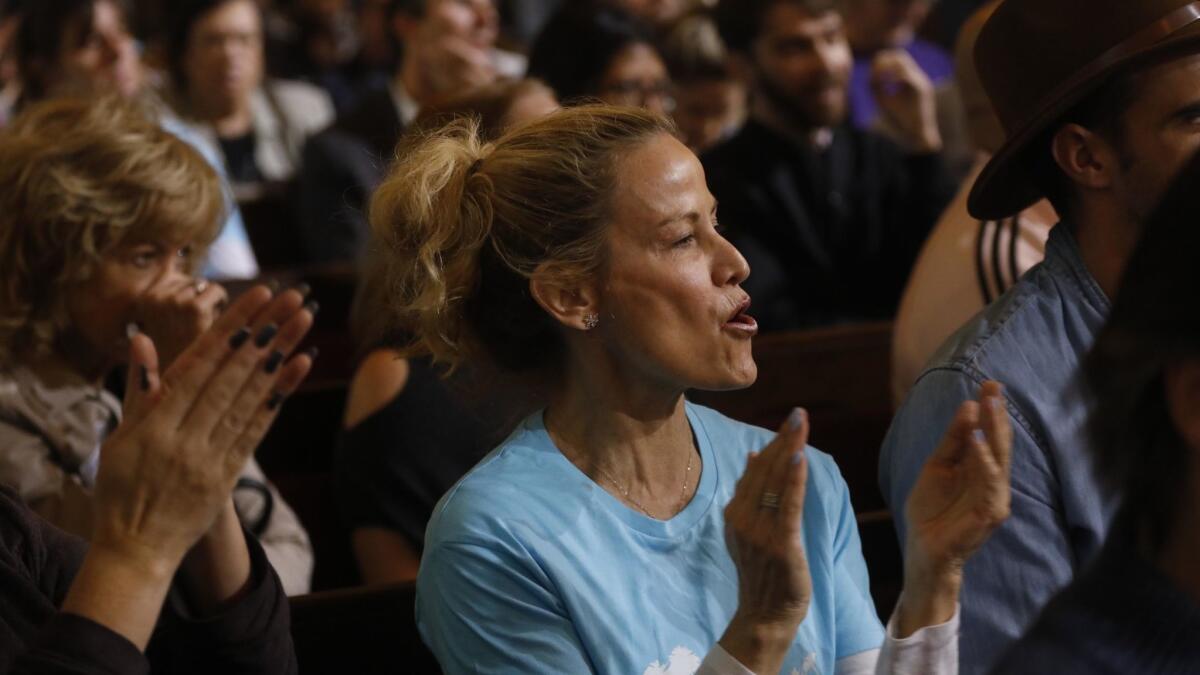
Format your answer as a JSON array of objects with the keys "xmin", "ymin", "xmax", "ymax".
[{"xmin": 591, "ymin": 449, "xmax": 695, "ymax": 520}]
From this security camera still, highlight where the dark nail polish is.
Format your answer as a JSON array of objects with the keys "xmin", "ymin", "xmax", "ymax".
[
  {"xmin": 292, "ymin": 282, "xmax": 312, "ymax": 297},
  {"xmin": 229, "ymin": 326, "xmax": 252, "ymax": 349},
  {"xmin": 267, "ymin": 391, "xmax": 285, "ymax": 411},
  {"xmin": 264, "ymin": 350, "xmax": 284, "ymax": 374},
  {"xmin": 305, "ymin": 346, "xmax": 320, "ymax": 360},
  {"xmin": 254, "ymin": 323, "xmax": 278, "ymax": 348},
  {"xmin": 265, "ymin": 278, "xmax": 281, "ymax": 294},
  {"xmin": 139, "ymin": 365, "xmax": 150, "ymax": 391},
  {"xmin": 303, "ymin": 300, "xmax": 320, "ymax": 317}
]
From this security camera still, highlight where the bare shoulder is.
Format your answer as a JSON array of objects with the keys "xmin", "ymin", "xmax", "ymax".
[{"xmin": 343, "ymin": 349, "xmax": 411, "ymax": 430}]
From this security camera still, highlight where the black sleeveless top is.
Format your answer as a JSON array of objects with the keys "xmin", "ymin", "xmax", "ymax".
[{"xmin": 333, "ymin": 358, "xmax": 524, "ymax": 550}]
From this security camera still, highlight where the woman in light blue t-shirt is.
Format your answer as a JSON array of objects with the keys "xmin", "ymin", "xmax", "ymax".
[{"xmin": 369, "ymin": 105, "xmax": 1012, "ymax": 674}]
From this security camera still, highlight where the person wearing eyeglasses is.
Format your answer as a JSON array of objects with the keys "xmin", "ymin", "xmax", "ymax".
[{"xmin": 528, "ymin": 1, "xmax": 674, "ymax": 117}]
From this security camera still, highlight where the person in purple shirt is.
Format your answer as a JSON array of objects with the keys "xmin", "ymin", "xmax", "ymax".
[{"xmin": 842, "ymin": 0, "xmax": 953, "ymax": 131}]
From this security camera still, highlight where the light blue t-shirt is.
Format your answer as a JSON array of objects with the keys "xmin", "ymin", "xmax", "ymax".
[{"xmin": 417, "ymin": 402, "xmax": 884, "ymax": 675}]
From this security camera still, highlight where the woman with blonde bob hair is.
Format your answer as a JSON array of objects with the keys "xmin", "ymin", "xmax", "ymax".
[
  {"xmin": 0, "ymin": 95, "xmax": 314, "ymax": 595},
  {"xmin": 375, "ymin": 104, "xmax": 1013, "ymax": 674}
]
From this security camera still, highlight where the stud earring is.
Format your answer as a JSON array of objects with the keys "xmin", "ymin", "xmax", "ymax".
[{"xmin": 583, "ymin": 313, "xmax": 600, "ymax": 330}]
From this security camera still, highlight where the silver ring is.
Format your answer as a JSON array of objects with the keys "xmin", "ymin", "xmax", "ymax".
[
  {"xmin": 759, "ymin": 492, "xmax": 781, "ymax": 510},
  {"xmin": 192, "ymin": 279, "xmax": 209, "ymax": 295}
]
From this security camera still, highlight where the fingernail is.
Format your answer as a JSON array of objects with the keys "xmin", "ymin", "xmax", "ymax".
[
  {"xmin": 253, "ymin": 323, "xmax": 278, "ymax": 348},
  {"xmin": 989, "ymin": 397, "xmax": 1004, "ymax": 413},
  {"xmin": 292, "ymin": 282, "xmax": 312, "ymax": 297},
  {"xmin": 304, "ymin": 346, "xmax": 320, "ymax": 361},
  {"xmin": 303, "ymin": 300, "xmax": 320, "ymax": 317},
  {"xmin": 139, "ymin": 365, "xmax": 150, "ymax": 391},
  {"xmin": 787, "ymin": 407, "xmax": 806, "ymax": 431},
  {"xmin": 229, "ymin": 326, "xmax": 252, "ymax": 349},
  {"xmin": 972, "ymin": 429, "xmax": 987, "ymax": 444},
  {"xmin": 791, "ymin": 450, "xmax": 805, "ymax": 465},
  {"xmin": 125, "ymin": 322, "xmax": 141, "ymax": 339},
  {"xmin": 266, "ymin": 391, "xmax": 284, "ymax": 410},
  {"xmin": 265, "ymin": 278, "xmax": 281, "ymax": 294},
  {"xmin": 264, "ymin": 350, "xmax": 284, "ymax": 374}
]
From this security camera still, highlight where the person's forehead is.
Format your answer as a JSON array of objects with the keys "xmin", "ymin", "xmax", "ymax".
[
  {"xmin": 760, "ymin": 4, "xmax": 843, "ymax": 40},
  {"xmin": 1133, "ymin": 51, "xmax": 1200, "ymax": 94},
  {"xmin": 612, "ymin": 135, "xmax": 710, "ymax": 224}
]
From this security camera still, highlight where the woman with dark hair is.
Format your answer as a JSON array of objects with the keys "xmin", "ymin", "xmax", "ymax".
[
  {"xmin": 527, "ymin": 2, "xmax": 674, "ymax": 116},
  {"xmin": 165, "ymin": 0, "xmax": 333, "ymax": 189},
  {"xmin": 336, "ymin": 79, "xmax": 557, "ymax": 586},
  {"xmin": 991, "ymin": 145, "xmax": 1200, "ymax": 673}
]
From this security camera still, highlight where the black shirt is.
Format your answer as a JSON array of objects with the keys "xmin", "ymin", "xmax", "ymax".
[
  {"xmin": 702, "ymin": 120, "xmax": 956, "ymax": 331},
  {"xmin": 992, "ymin": 518, "xmax": 1200, "ymax": 673},
  {"xmin": 218, "ymin": 133, "xmax": 264, "ymax": 185},
  {"xmin": 0, "ymin": 487, "xmax": 296, "ymax": 674},
  {"xmin": 334, "ymin": 359, "xmax": 525, "ymax": 551}
]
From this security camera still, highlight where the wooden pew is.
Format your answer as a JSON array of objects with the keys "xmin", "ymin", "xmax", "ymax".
[
  {"xmin": 690, "ymin": 322, "xmax": 895, "ymax": 512},
  {"xmin": 290, "ymin": 582, "xmax": 441, "ymax": 674}
]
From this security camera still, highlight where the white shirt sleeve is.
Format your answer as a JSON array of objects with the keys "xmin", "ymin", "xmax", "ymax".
[
  {"xmin": 838, "ymin": 602, "xmax": 961, "ymax": 675},
  {"xmin": 696, "ymin": 604, "xmax": 959, "ymax": 675},
  {"xmin": 696, "ymin": 644, "xmax": 757, "ymax": 675}
]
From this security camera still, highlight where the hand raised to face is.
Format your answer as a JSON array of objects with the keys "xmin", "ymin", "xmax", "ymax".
[
  {"xmin": 870, "ymin": 48, "xmax": 942, "ymax": 153},
  {"xmin": 91, "ymin": 285, "xmax": 315, "ymax": 576},
  {"xmin": 133, "ymin": 275, "xmax": 229, "ymax": 369}
]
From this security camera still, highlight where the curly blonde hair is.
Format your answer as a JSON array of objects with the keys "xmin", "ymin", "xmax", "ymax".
[
  {"xmin": 369, "ymin": 104, "xmax": 675, "ymax": 375},
  {"xmin": 0, "ymin": 95, "xmax": 225, "ymax": 365}
]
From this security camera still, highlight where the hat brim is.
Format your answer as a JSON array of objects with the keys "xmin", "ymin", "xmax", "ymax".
[{"xmin": 968, "ymin": 20, "xmax": 1200, "ymax": 220}]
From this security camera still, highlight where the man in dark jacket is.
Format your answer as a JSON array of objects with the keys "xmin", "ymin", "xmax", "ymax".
[{"xmin": 706, "ymin": 0, "xmax": 954, "ymax": 330}]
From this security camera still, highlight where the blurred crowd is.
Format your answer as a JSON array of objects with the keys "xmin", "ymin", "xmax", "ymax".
[{"xmin": 2, "ymin": 0, "xmax": 1200, "ymax": 673}]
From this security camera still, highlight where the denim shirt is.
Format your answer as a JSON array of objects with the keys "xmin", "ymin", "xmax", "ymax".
[{"xmin": 879, "ymin": 223, "xmax": 1118, "ymax": 675}]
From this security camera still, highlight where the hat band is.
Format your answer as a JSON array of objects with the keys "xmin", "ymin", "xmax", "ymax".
[{"xmin": 1015, "ymin": 2, "xmax": 1200, "ymax": 133}]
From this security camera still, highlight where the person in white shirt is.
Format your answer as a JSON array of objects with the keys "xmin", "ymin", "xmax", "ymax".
[{"xmin": 165, "ymin": 0, "xmax": 334, "ymax": 190}]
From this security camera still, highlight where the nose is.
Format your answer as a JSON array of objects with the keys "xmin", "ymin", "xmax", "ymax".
[{"xmin": 714, "ymin": 234, "xmax": 750, "ymax": 288}]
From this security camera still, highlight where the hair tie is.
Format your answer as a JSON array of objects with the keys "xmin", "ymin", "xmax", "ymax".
[{"xmin": 467, "ymin": 158, "xmax": 484, "ymax": 176}]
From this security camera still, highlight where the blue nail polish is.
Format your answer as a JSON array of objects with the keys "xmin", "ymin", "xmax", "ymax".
[
  {"xmin": 972, "ymin": 429, "xmax": 987, "ymax": 444},
  {"xmin": 791, "ymin": 450, "xmax": 805, "ymax": 465},
  {"xmin": 787, "ymin": 408, "xmax": 806, "ymax": 431}
]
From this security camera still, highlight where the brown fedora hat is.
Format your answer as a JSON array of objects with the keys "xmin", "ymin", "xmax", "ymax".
[{"xmin": 968, "ymin": 0, "xmax": 1200, "ymax": 219}]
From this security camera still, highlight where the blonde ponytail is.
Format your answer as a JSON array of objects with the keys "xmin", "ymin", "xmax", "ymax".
[
  {"xmin": 370, "ymin": 104, "xmax": 675, "ymax": 374},
  {"xmin": 369, "ymin": 117, "xmax": 495, "ymax": 364}
]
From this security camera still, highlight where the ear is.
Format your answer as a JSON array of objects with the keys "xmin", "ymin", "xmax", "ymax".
[
  {"xmin": 528, "ymin": 267, "xmax": 601, "ymax": 333},
  {"xmin": 1165, "ymin": 359, "xmax": 1200, "ymax": 452},
  {"xmin": 1051, "ymin": 123, "xmax": 1121, "ymax": 192}
]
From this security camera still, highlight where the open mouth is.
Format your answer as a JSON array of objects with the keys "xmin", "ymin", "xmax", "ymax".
[{"xmin": 724, "ymin": 298, "xmax": 758, "ymax": 334}]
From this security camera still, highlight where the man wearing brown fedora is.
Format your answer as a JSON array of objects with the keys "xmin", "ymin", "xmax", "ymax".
[{"xmin": 880, "ymin": 1, "xmax": 1200, "ymax": 672}]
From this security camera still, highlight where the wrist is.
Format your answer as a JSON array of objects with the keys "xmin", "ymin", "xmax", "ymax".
[
  {"xmin": 896, "ymin": 558, "xmax": 961, "ymax": 638},
  {"xmin": 61, "ymin": 544, "xmax": 178, "ymax": 651},
  {"xmin": 86, "ymin": 537, "xmax": 181, "ymax": 585},
  {"xmin": 719, "ymin": 610, "xmax": 802, "ymax": 673}
]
